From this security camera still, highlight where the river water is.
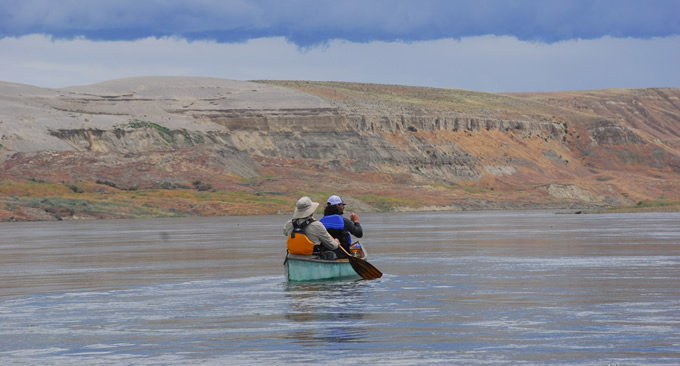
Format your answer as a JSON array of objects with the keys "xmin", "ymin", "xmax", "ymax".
[{"xmin": 1, "ymin": 210, "xmax": 679, "ymax": 365}]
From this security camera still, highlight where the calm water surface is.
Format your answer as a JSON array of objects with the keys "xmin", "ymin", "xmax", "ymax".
[{"xmin": 1, "ymin": 211, "xmax": 679, "ymax": 365}]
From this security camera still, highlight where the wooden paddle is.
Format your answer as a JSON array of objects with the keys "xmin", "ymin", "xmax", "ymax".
[{"xmin": 338, "ymin": 244, "xmax": 383, "ymax": 280}]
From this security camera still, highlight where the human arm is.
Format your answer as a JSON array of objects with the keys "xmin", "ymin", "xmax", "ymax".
[
  {"xmin": 283, "ymin": 220, "xmax": 293, "ymax": 236},
  {"xmin": 343, "ymin": 215, "xmax": 363, "ymax": 238}
]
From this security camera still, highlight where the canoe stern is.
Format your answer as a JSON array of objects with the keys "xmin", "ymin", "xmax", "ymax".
[{"xmin": 285, "ymin": 254, "xmax": 360, "ymax": 281}]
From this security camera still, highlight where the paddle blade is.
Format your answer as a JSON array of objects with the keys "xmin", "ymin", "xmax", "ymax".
[{"xmin": 348, "ymin": 256, "xmax": 383, "ymax": 280}]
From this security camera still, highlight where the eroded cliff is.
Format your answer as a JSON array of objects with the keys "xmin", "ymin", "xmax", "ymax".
[{"xmin": 1, "ymin": 77, "xmax": 679, "ymax": 220}]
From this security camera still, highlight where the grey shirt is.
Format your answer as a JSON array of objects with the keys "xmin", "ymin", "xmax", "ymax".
[{"xmin": 283, "ymin": 217, "xmax": 339, "ymax": 251}]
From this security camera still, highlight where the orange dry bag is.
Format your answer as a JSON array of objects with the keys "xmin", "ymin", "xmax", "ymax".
[{"xmin": 286, "ymin": 218, "xmax": 317, "ymax": 255}]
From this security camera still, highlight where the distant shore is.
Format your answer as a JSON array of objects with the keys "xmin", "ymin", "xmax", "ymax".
[{"xmin": 562, "ymin": 200, "xmax": 680, "ymax": 214}]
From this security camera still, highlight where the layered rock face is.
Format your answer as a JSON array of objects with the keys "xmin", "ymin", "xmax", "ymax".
[{"xmin": 1, "ymin": 77, "xmax": 679, "ymax": 210}]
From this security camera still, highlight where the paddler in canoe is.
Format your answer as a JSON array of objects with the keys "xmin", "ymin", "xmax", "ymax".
[
  {"xmin": 283, "ymin": 196, "xmax": 340, "ymax": 260},
  {"xmin": 320, "ymin": 194, "xmax": 363, "ymax": 259},
  {"xmin": 283, "ymin": 196, "xmax": 382, "ymax": 281}
]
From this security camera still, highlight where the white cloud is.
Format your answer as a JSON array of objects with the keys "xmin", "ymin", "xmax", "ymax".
[{"xmin": 1, "ymin": 34, "xmax": 678, "ymax": 92}]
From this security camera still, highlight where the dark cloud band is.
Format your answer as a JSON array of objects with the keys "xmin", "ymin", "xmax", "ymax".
[{"xmin": 1, "ymin": 0, "xmax": 678, "ymax": 46}]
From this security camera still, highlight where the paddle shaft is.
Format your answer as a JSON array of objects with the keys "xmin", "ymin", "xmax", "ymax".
[
  {"xmin": 337, "ymin": 243, "xmax": 382, "ymax": 280},
  {"xmin": 337, "ymin": 243, "xmax": 354, "ymax": 258}
]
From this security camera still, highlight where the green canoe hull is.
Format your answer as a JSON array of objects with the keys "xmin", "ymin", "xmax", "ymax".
[{"xmin": 285, "ymin": 254, "xmax": 360, "ymax": 282}]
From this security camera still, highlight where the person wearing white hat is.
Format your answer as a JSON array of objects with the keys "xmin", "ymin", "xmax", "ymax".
[
  {"xmin": 283, "ymin": 196, "xmax": 339, "ymax": 260},
  {"xmin": 320, "ymin": 195, "xmax": 363, "ymax": 259}
]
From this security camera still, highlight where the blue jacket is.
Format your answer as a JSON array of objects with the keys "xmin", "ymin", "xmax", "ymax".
[
  {"xmin": 320, "ymin": 214, "xmax": 350, "ymax": 245},
  {"xmin": 320, "ymin": 214, "xmax": 363, "ymax": 258}
]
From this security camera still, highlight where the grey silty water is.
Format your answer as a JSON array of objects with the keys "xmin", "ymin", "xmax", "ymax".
[{"xmin": 1, "ymin": 211, "xmax": 679, "ymax": 365}]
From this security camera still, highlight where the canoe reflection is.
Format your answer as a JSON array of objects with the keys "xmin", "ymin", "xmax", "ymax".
[{"xmin": 284, "ymin": 281, "xmax": 368, "ymax": 344}]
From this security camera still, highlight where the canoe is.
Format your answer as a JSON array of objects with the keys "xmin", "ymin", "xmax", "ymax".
[{"xmin": 285, "ymin": 244, "xmax": 368, "ymax": 282}]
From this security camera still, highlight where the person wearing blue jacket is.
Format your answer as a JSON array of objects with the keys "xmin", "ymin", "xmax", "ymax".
[{"xmin": 320, "ymin": 195, "xmax": 363, "ymax": 259}]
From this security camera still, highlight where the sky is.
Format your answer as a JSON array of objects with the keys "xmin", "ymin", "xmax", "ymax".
[{"xmin": 1, "ymin": 0, "xmax": 679, "ymax": 92}]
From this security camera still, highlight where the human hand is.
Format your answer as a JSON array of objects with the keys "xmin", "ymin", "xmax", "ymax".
[{"xmin": 349, "ymin": 212, "xmax": 359, "ymax": 223}]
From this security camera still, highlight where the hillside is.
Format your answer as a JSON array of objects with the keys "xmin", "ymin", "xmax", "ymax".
[{"xmin": 1, "ymin": 77, "xmax": 679, "ymax": 221}]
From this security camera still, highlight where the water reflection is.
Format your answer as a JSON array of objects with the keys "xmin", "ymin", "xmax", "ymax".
[
  {"xmin": 1, "ymin": 212, "xmax": 679, "ymax": 365},
  {"xmin": 284, "ymin": 281, "xmax": 368, "ymax": 344}
]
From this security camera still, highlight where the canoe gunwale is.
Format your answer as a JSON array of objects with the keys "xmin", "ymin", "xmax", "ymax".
[{"xmin": 285, "ymin": 254, "xmax": 360, "ymax": 264}]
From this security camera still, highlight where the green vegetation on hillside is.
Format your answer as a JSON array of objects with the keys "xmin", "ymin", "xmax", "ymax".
[
  {"xmin": 601, "ymin": 199, "xmax": 680, "ymax": 213},
  {"xmin": 0, "ymin": 179, "xmax": 294, "ymax": 221},
  {"xmin": 0, "ymin": 174, "xmax": 517, "ymax": 221}
]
